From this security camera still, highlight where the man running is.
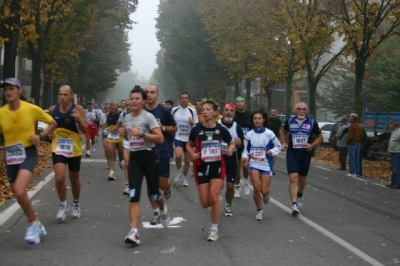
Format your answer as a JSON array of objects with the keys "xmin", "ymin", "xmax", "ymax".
[
  {"xmin": 218, "ymin": 103, "xmax": 244, "ymax": 216},
  {"xmin": 84, "ymin": 102, "xmax": 100, "ymax": 157},
  {"xmin": 233, "ymin": 96, "xmax": 253, "ymax": 197},
  {"xmin": 171, "ymin": 92, "xmax": 198, "ymax": 187},
  {"xmin": 48, "ymin": 85, "xmax": 88, "ymax": 221},
  {"xmin": 144, "ymin": 84, "xmax": 177, "ymax": 224},
  {"xmin": 0, "ymin": 77, "xmax": 57, "ymax": 244},
  {"xmin": 93, "ymin": 103, "xmax": 103, "ymax": 142},
  {"xmin": 280, "ymin": 102, "xmax": 322, "ymax": 215},
  {"xmin": 266, "ymin": 107, "xmax": 282, "ymax": 175}
]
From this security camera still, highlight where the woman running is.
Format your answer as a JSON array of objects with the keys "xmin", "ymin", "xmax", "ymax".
[
  {"xmin": 186, "ymin": 98, "xmax": 234, "ymax": 241},
  {"xmin": 242, "ymin": 109, "xmax": 282, "ymax": 221}
]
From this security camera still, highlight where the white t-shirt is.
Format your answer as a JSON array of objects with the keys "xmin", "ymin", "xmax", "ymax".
[{"xmin": 172, "ymin": 106, "xmax": 198, "ymax": 142}]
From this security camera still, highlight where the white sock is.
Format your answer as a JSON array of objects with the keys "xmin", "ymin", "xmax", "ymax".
[
  {"xmin": 60, "ymin": 200, "xmax": 67, "ymax": 207},
  {"xmin": 211, "ymin": 224, "xmax": 218, "ymax": 231}
]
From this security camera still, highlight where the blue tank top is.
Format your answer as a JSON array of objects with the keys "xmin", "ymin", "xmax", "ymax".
[
  {"xmin": 52, "ymin": 104, "xmax": 79, "ymax": 133},
  {"xmin": 107, "ymin": 111, "xmax": 121, "ymax": 126}
]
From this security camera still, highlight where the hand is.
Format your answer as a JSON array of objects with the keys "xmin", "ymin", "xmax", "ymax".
[
  {"xmin": 30, "ymin": 135, "xmax": 41, "ymax": 146},
  {"xmin": 304, "ymin": 143, "xmax": 313, "ymax": 152},
  {"xmin": 118, "ymin": 126, "xmax": 126, "ymax": 136},
  {"xmin": 242, "ymin": 157, "xmax": 248, "ymax": 168},
  {"xmin": 188, "ymin": 117, "xmax": 193, "ymax": 125},
  {"xmin": 267, "ymin": 150, "xmax": 273, "ymax": 156},
  {"xmin": 281, "ymin": 143, "xmax": 288, "ymax": 152},
  {"xmin": 234, "ymin": 137, "xmax": 241, "ymax": 147},
  {"xmin": 190, "ymin": 152, "xmax": 200, "ymax": 161},
  {"xmin": 226, "ymin": 149, "xmax": 234, "ymax": 157},
  {"xmin": 129, "ymin": 126, "xmax": 141, "ymax": 137},
  {"xmin": 71, "ymin": 108, "xmax": 81, "ymax": 122}
]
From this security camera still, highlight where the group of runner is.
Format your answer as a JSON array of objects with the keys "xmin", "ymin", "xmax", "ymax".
[{"xmin": 0, "ymin": 77, "xmax": 323, "ymax": 245}]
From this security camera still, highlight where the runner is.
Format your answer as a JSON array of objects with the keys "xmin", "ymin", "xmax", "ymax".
[
  {"xmin": 218, "ymin": 103, "xmax": 244, "ymax": 217},
  {"xmin": 48, "ymin": 85, "xmax": 88, "ymax": 221},
  {"xmin": 93, "ymin": 103, "xmax": 103, "ymax": 142},
  {"xmin": 84, "ymin": 102, "xmax": 100, "ymax": 157},
  {"xmin": 119, "ymin": 86, "xmax": 171, "ymax": 246},
  {"xmin": 266, "ymin": 107, "xmax": 282, "ymax": 175},
  {"xmin": 187, "ymin": 98, "xmax": 234, "ymax": 241},
  {"xmin": 118, "ymin": 98, "xmax": 132, "ymax": 195},
  {"xmin": 280, "ymin": 102, "xmax": 322, "ymax": 215},
  {"xmin": 144, "ymin": 84, "xmax": 177, "ymax": 225},
  {"xmin": 242, "ymin": 109, "xmax": 282, "ymax": 221},
  {"xmin": 105, "ymin": 101, "xmax": 124, "ymax": 180},
  {"xmin": 171, "ymin": 92, "xmax": 198, "ymax": 187},
  {"xmin": 100, "ymin": 103, "xmax": 110, "ymax": 163},
  {"xmin": 0, "ymin": 77, "xmax": 57, "ymax": 244},
  {"xmin": 233, "ymin": 96, "xmax": 253, "ymax": 197}
]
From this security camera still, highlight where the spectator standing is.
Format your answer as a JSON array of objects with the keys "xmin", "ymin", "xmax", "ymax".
[
  {"xmin": 346, "ymin": 113, "xmax": 363, "ymax": 177},
  {"xmin": 336, "ymin": 116, "xmax": 349, "ymax": 171},
  {"xmin": 386, "ymin": 121, "xmax": 400, "ymax": 189}
]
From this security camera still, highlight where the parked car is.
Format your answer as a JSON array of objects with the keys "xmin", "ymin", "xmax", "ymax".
[{"xmin": 317, "ymin": 122, "xmax": 335, "ymax": 144}]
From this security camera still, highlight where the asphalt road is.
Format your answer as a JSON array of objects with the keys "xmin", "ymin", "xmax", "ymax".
[{"xmin": 0, "ymin": 143, "xmax": 399, "ymax": 266}]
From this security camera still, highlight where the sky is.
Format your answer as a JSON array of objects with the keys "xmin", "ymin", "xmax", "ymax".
[{"xmin": 128, "ymin": 1, "xmax": 160, "ymax": 80}]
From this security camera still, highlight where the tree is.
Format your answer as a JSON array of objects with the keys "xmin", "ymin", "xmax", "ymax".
[{"xmin": 339, "ymin": 0, "xmax": 400, "ymax": 117}]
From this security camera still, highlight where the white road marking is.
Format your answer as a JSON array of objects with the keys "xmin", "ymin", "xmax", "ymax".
[
  {"xmin": 142, "ymin": 217, "xmax": 185, "ymax": 228},
  {"xmin": 271, "ymin": 198, "xmax": 384, "ymax": 266},
  {"xmin": 315, "ymin": 166, "xmax": 331, "ymax": 171}
]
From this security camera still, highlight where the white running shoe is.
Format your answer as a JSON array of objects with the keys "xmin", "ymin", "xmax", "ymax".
[
  {"xmin": 291, "ymin": 204, "xmax": 300, "ymax": 216},
  {"xmin": 263, "ymin": 195, "xmax": 270, "ymax": 205},
  {"xmin": 123, "ymin": 186, "xmax": 130, "ymax": 195},
  {"xmin": 297, "ymin": 197, "xmax": 303, "ymax": 208},
  {"xmin": 244, "ymin": 184, "xmax": 251, "ymax": 195},
  {"xmin": 119, "ymin": 160, "xmax": 124, "ymax": 170},
  {"xmin": 224, "ymin": 204, "xmax": 233, "ymax": 217},
  {"xmin": 164, "ymin": 188, "xmax": 172, "ymax": 200},
  {"xmin": 174, "ymin": 172, "xmax": 182, "ymax": 183},
  {"xmin": 108, "ymin": 173, "xmax": 116, "ymax": 181},
  {"xmin": 255, "ymin": 211, "xmax": 263, "ymax": 221},
  {"xmin": 181, "ymin": 176, "xmax": 188, "ymax": 187},
  {"xmin": 150, "ymin": 212, "xmax": 161, "ymax": 225},
  {"xmin": 56, "ymin": 204, "xmax": 69, "ymax": 221},
  {"xmin": 71, "ymin": 206, "xmax": 81, "ymax": 219},
  {"xmin": 160, "ymin": 208, "xmax": 171, "ymax": 227},
  {"xmin": 85, "ymin": 151, "xmax": 90, "ymax": 157},
  {"xmin": 125, "ymin": 230, "xmax": 140, "ymax": 246},
  {"xmin": 234, "ymin": 187, "xmax": 241, "ymax": 198},
  {"xmin": 207, "ymin": 229, "xmax": 219, "ymax": 241},
  {"xmin": 24, "ymin": 220, "xmax": 47, "ymax": 244}
]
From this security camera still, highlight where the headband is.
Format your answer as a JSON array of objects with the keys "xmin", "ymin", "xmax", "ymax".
[
  {"xmin": 224, "ymin": 103, "xmax": 235, "ymax": 110},
  {"xmin": 235, "ymin": 96, "xmax": 246, "ymax": 103}
]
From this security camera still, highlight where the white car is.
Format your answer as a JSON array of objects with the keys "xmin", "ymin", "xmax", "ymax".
[{"xmin": 317, "ymin": 122, "xmax": 335, "ymax": 144}]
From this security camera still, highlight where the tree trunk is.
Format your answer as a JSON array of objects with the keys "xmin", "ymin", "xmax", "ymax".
[
  {"xmin": 245, "ymin": 78, "xmax": 251, "ymax": 111},
  {"xmin": 309, "ymin": 80, "xmax": 317, "ymax": 119},
  {"xmin": 354, "ymin": 58, "xmax": 365, "ymax": 119},
  {"xmin": 30, "ymin": 51, "xmax": 43, "ymax": 106},
  {"xmin": 285, "ymin": 71, "xmax": 294, "ymax": 120},
  {"xmin": 234, "ymin": 81, "xmax": 240, "ymax": 98},
  {"xmin": 263, "ymin": 84, "xmax": 273, "ymax": 111}
]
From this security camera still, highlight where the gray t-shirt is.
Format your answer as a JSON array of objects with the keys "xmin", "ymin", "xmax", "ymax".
[{"xmin": 123, "ymin": 110, "xmax": 159, "ymax": 151}]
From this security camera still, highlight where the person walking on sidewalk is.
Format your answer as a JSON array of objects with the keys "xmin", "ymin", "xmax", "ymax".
[
  {"xmin": 280, "ymin": 102, "xmax": 322, "ymax": 216},
  {"xmin": 187, "ymin": 98, "xmax": 234, "ymax": 241},
  {"xmin": 386, "ymin": 120, "xmax": 400, "ymax": 189},
  {"xmin": 49, "ymin": 85, "xmax": 88, "ymax": 221},
  {"xmin": 0, "ymin": 78, "xmax": 57, "ymax": 244},
  {"xmin": 119, "ymin": 87, "xmax": 171, "ymax": 246}
]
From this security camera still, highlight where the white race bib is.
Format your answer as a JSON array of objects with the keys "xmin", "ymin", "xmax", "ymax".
[
  {"xmin": 250, "ymin": 147, "xmax": 266, "ymax": 161},
  {"xmin": 56, "ymin": 138, "xmax": 73, "ymax": 157},
  {"xmin": 5, "ymin": 143, "xmax": 26, "ymax": 165},
  {"xmin": 129, "ymin": 135, "xmax": 145, "ymax": 148},
  {"xmin": 178, "ymin": 125, "xmax": 190, "ymax": 137},
  {"xmin": 292, "ymin": 133, "xmax": 308, "ymax": 149},
  {"xmin": 107, "ymin": 131, "xmax": 120, "ymax": 141},
  {"xmin": 201, "ymin": 140, "xmax": 221, "ymax": 162}
]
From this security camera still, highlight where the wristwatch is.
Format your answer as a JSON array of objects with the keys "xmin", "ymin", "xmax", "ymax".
[
  {"xmin": 140, "ymin": 132, "xmax": 145, "ymax": 138},
  {"xmin": 162, "ymin": 126, "xmax": 166, "ymax": 132}
]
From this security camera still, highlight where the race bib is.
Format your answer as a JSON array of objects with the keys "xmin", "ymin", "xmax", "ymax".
[
  {"xmin": 178, "ymin": 125, "xmax": 190, "ymax": 137},
  {"xmin": 56, "ymin": 138, "xmax": 73, "ymax": 157},
  {"xmin": 107, "ymin": 131, "xmax": 120, "ymax": 141},
  {"xmin": 250, "ymin": 147, "xmax": 266, "ymax": 161},
  {"xmin": 5, "ymin": 143, "xmax": 26, "ymax": 165},
  {"xmin": 129, "ymin": 135, "xmax": 145, "ymax": 148},
  {"xmin": 201, "ymin": 140, "xmax": 221, "ymax": 162},
  {"xmin": 292, "ymin": 133, "xmax": 308, "ymax": 149}
]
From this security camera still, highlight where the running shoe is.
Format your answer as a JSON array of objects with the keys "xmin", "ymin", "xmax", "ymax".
[
  {"xmin": 123, "ymin": 186, "xmax": 130, "ymax": 195},
  {"xmin": 164, "ymin": 188, "xmax": 172, "ymax": 200},
  {"xmin": 263, "ymin": 195, "xmax": 270, "ymax": 205},
  {"xmin": 56, "ymin": 204, "xmax": 69, "ymax": 221},
  {"xmin": 291, "ymin": 204, "xmax": 300, "ymax": 216},
  {"xmin": 160, "ymin": 210, "xmax": 171, "ymax": 227},
  {"xmin": 24, "ymin": 220, "xmax": 47, "ymax": 244},
  {"xmin": 71, "ymin": 206, "xmax": 81, "ymax": 219},
  {"xmin": 255, "ymin": 211, "xmax": 263, "ymax": 221},
  {"xmin": 119, "ymin": 160, "xmax": 124, "ymax": 170},
  {"xmin": 297, "ymin": 197, "xmax": 303, "ymax": 208},
  {"xmin": 181, "ymin": 177, "xmax": 188, "ymax": 187},
  {"xmin": 91, "ymin": 145, "xmax": 96, "ymax": 152},
  {"xmin": 174, "ymin": 172, "xmax": 182, "ymax": 183},
  {"xmin": 224, "ymin": 204, "xmax": 233, "ymax": 217},
  {"xmin": 108, "ymin": 173, "xmax": 116, "ymax": 181},
  {"xmin": 234, "ymin": 186, "xmax": 241, "ymax": 198},
  {"xmin": 85, "ymin": 151, "xmax": 90, "ymax": 157},
  {"xmin": 244, "ymin": 184, "xmax": 251, "ymax": 195},
  {"xmin": 125, "ymin": 230, "xmax": 140, "ymax": 246},
  {"xmin": 207, "ymin": 229, "xmax": 219, "ymax": 241},
  {"xmin": 150, "ymin": 212, "xmax": 161, "ymax": 225}
]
